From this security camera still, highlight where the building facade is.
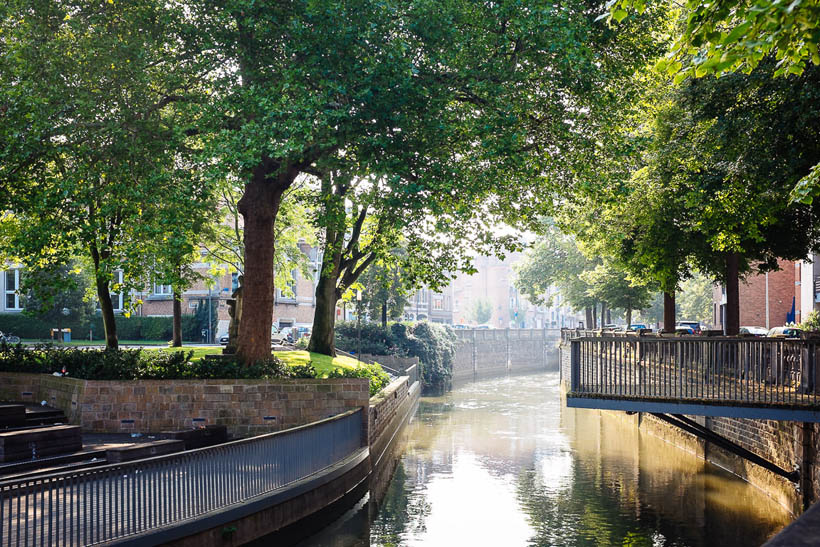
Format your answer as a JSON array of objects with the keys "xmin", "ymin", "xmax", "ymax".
[{"xmin": 712, "ymin": 259, "xmax": 797, "ymax": 331}]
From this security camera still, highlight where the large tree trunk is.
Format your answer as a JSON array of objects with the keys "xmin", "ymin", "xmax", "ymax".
[
  {"xmin": 626, "ymin": 308, "xmax": 633, "ymax": 328},
  {"xmin": 591, "ymin": 304, "xmax": 598, "ymax": 329},
  {"xmin": 663, "ymin": 291, "xmax": 675, "ymax": 332},
  {"xmin": 236, "ymin": 164, "xmax": 287, "ymax": 364},
  {"xmin": 309, "ymin": 273, "xmax": 340, "ymax": 356},
  {"xmin": 584, "ymin": 307, "xmax": 593, "ymax": 330},
  {"xmin": 381, "ymin": 302, "xmax": 387, "ymax": 328},
  {"xmin": 600, "ymin": 302, "xmax": 608, "ymax": 327},
  {"xmin": 90, "ymin": 244, "xmax": 118, "ymax": 350},
  {"xmin": 725, "ymin": 253, "xmax": 741, "ymax": 336},
  {"xmin": 172, "ymin": 289, "xmax": 182, "ymax": 347},
  {"xmin": 96, "ymin": 277, "xmax": 118, "ymax": 350}
]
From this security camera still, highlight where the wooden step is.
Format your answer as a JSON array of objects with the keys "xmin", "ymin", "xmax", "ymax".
[
  {"xmin": 159, "ymin": 425, "xmax": 228, "ymax": 450},
  {"xmin": 0, "ymin": 405, "xmax": 27, "ymax": 429},
  {"xmin": 0, "ymin": 425, "xmax": 82, "ymax": 462},
  {"xmin": 106, "ymin": 440, "xmax": 185, "ymax": 463}
]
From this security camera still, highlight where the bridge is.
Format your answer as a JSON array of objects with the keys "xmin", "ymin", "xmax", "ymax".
[{"xmin": 565, "ymin": 334, "xmax": 820, "ymax": 422}]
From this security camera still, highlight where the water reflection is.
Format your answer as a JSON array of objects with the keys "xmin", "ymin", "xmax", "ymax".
[{"xmin": 298, "ymin": 372, "xmax": 790, "ymax": 547}]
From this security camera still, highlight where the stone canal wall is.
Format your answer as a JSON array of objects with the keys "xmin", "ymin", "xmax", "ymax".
[
  {"xmin": 559, "ymin": 343, "xmax": 818, "ymax": 515},
  {"xmin": 452, "ymin": 328, "xmax": 560, "ymax": 383},
  {"xmin": 0, "ymin": 372, "xmax": 370, "ymax": 438}
]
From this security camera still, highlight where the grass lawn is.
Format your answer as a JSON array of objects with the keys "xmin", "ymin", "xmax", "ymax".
[{"xmin": 275, "ymin": 350, "xmax": 368, "ymax": 375}]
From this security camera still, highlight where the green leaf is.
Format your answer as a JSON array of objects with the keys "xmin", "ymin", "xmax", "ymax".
[{"xmin": 612, "ymin": 9, "xmax": 628, "ymax": 23}]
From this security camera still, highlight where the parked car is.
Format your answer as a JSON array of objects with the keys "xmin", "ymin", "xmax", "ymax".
[
  {"xmin": 293, "ymin": 326, "xmax": 312, "ymax": 341},
  {"xmin": 767, "ymin": 326, "xmax": 802, "ymax": 338},
  {"xmin": 676, "ymin": 321, "xmax": 702, "ymax": 334},
  {"xmin": 271, "ymin": 326, "xmax": 290, "ymax": 344},
  {"xmin": 740, "ymin": 326, "xmax": 769, "ymax": 337},
  {"xmin": 219, "ymin": 334, "xmax": 230, "ymax": 345},
  {"xmin": 628, "ymin": 324, "xmax": 649, "ymax": 332}
]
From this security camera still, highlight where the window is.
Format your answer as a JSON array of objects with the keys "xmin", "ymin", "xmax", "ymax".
[
  {"xmin": 433, "ymin": 298, "xmax": 443, "ymax": 310},
  {"xmin": 231, "ymin": 272, "xmax": 239, "ymax": 292},
  {"xmin": 418, "ymin": 289, "xmax": 428, "ymax": 304},
  {"xmin": 153, "ymin": 283, "xmax": 173, "ymax": 296},
  {"xmin": 100, "ymin": 271, "xmax": 125, "ymax": 312},
  {"xmin": 4, "ymin": 269, "xmax": 21, "ymax": 310}
]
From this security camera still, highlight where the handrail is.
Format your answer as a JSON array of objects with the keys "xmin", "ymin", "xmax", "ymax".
[
  {"xmin": 570, "ymin": 337, "xmax": 820, "ymax": 407},
  {"xmin": 0, "ymin": 409, "xmax": 364, "ymax": 546}
]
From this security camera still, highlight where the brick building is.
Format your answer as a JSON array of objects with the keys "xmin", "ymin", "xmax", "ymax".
[
  {"xmin": 712, "ymin": 259, "xmax": 797, "ymax": 331},
  {"xmin": 450, "ymin": 253, "xmax": 581, "ymax": 329}
]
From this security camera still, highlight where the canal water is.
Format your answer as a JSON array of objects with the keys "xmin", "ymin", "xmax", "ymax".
[{"xmin": 298, "ymin": 371, "xmax": 791, "ymax": 547}]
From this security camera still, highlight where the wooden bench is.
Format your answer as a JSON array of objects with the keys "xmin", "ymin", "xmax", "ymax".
[
  {"xmin": 106, "ymin": 440, "xmax": 185, "ymax": 463},
  {"xmin": 0, "ymin": 425, "xmax": 82, "ymax": 462},
  {"xmin": 0, "ymin": 405, "xmax": 27, "ymax": 429},
  {"xmin": 159, "ymin": 425, "xmax": 228, "ymax": 450}
]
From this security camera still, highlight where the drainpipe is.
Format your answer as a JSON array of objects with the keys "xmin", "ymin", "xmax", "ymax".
[{"xmin": 766, "ymin": 272, "xmax": 770, "ymax": 330}]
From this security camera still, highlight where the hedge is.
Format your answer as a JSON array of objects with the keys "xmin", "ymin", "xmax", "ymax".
[{"xmin": 0, "ymin": 313, "xmax": 204, "ymax": 342}]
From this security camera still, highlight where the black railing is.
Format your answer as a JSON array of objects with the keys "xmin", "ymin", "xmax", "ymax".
[{"xmin": 570, "ymin": 337, "xmax": 820, "ymax": 406}]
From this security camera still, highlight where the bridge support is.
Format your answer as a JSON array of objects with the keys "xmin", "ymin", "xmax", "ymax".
[{"xmin": 650, "ymin": 413, "xmax": 800, "ymax": 483}]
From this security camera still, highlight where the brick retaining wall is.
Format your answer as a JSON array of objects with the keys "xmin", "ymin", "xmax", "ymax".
[{"xmin": 0, "ymin": 373, "xmax": 369, "ymax": 438}]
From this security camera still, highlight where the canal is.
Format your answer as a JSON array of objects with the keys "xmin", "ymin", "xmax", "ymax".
[{"xmin": 298, "ymin": 371, "xmax": 791, "ymax": 546}]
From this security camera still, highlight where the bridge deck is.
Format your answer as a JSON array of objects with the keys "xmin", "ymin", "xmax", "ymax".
[{"xmin": 567, "ymin": 336, "xmax": 820, "ymax": 421}]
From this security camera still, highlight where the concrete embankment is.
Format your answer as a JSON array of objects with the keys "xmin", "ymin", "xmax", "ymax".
[{"xmin": 451, "ymin": 328, "xmax": 560, "ymax": 385}]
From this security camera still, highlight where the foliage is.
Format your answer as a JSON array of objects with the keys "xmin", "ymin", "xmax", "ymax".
[
  {"xmin": 800, "ymin": 310, "xmax": 820, "ymax": 333},
  {"xmin": 327, "ymin": 362, "xmax": 391, "ymax": 397},
  {"xmin": 514, "ymin": 225, "xmax": 599, "ymax": 312},
  {"xmin": 581, "ymin": 262, "xmax": 655, "ymax": 317},
  {"xmin": 0, "ymin": 344, "xmax": 291, "ymax": 380},
  {"xmin": 357, "ymin": 257, "xmax": 415, "ymax": 326},
  {"xmin": 0, "ymin": 0, "xmax": 216, "ymax": 349},
  {"xmin": 402, "ymin": 322, "xmax": 457, "ymax": 395},
  {"xmin": 470, "ymin": 299, "xmax": 493, "ymax": 325},
  {"xmin": 676, "ymin": 274, "xmax": 714, "ymax": 324},
  {"xmin": 334, "ymin": 321, "xmax": 456, "ymax": 394},
  {"xmin": 0, "ymin": 312, "xmax": 206, "ymax": 342},
  {"xmin": 21, "ymin": 260, "xmax": 96, "ymax": 327},
  {"xmin": 335, "ymin": 322, "xmax": 405, "ymax": 356},
  {"xmin": 605, "ymin": 0, "xmax": 820, "ymax": 79}
]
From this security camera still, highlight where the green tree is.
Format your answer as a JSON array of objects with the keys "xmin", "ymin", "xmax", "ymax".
[
  {"xmin": 181, "ymin": 0, "xmax": 661, "ymax": 363},
  {"xmin": 470, "ymin": 299, "xmax": 493, "ymax": 326},
  {"xmin": 357, "ymin": 258, "xmax": 414, "ymax": 328},
  {"xmin": 0, "ymin": 1, "xmax": 212, "ymax": 349},
  {"xmin": 581, "ymin": 262, "xmax": 655, "ymax": 327},
  {"xmin": 676, "ymin": 273, "xmax": 713, "ymax": 325},
  {"xmin": 21, "ymin": 260, "xmax": 96, "ymax": 334},
  {"xmin": 515, "ymin": 226, "xmax": 602, "ymax": 328}
]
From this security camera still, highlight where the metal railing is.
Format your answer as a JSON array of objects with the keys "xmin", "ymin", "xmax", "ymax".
[
  {"xmin": 404, "ymin": 363, "xmax": 419, "ymax": 387},
  {"xmin": 570, "ymin": 337, "xmax": 820, "ymax": 406},
  {"xmin": 0, "ymin": 409, "xmax": 363, "ymax": 546}
]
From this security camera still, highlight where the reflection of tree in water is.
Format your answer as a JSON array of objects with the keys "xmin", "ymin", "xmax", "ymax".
[
  {"xmin": 370, "ymin": 462, "xmax": 432, "ymax": 546},
  {"xmin": 516, "ymin": 465, "xmax": 683, "ymax": 547}
]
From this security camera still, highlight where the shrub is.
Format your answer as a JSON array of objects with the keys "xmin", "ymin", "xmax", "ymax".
[
  {"xmin": 334, "ymin": 320, "xmax": 456, "ymax": 394},
  {"xmin": 326, "ymin": 361, "xmax": 390, "ymax": 396},
  {"xmin": 335, "ymin": 321, "xmax": 405, "ymax": 356},
  {"xmin": 0, "ymin": 344, "xmax": 291, "ymax": 381},
  {"xmin": 801, "ymin": 310, "xmax": 820, "ymax": 332}
]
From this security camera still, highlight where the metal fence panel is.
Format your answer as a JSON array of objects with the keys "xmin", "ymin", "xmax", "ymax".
[
  {"xmin": 0, "ymin": 409, "xmax": 363, "ymax": 546},
  {"xmin": 570, "ymin": 337, "xmax": 820, "ymax": 407}
]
